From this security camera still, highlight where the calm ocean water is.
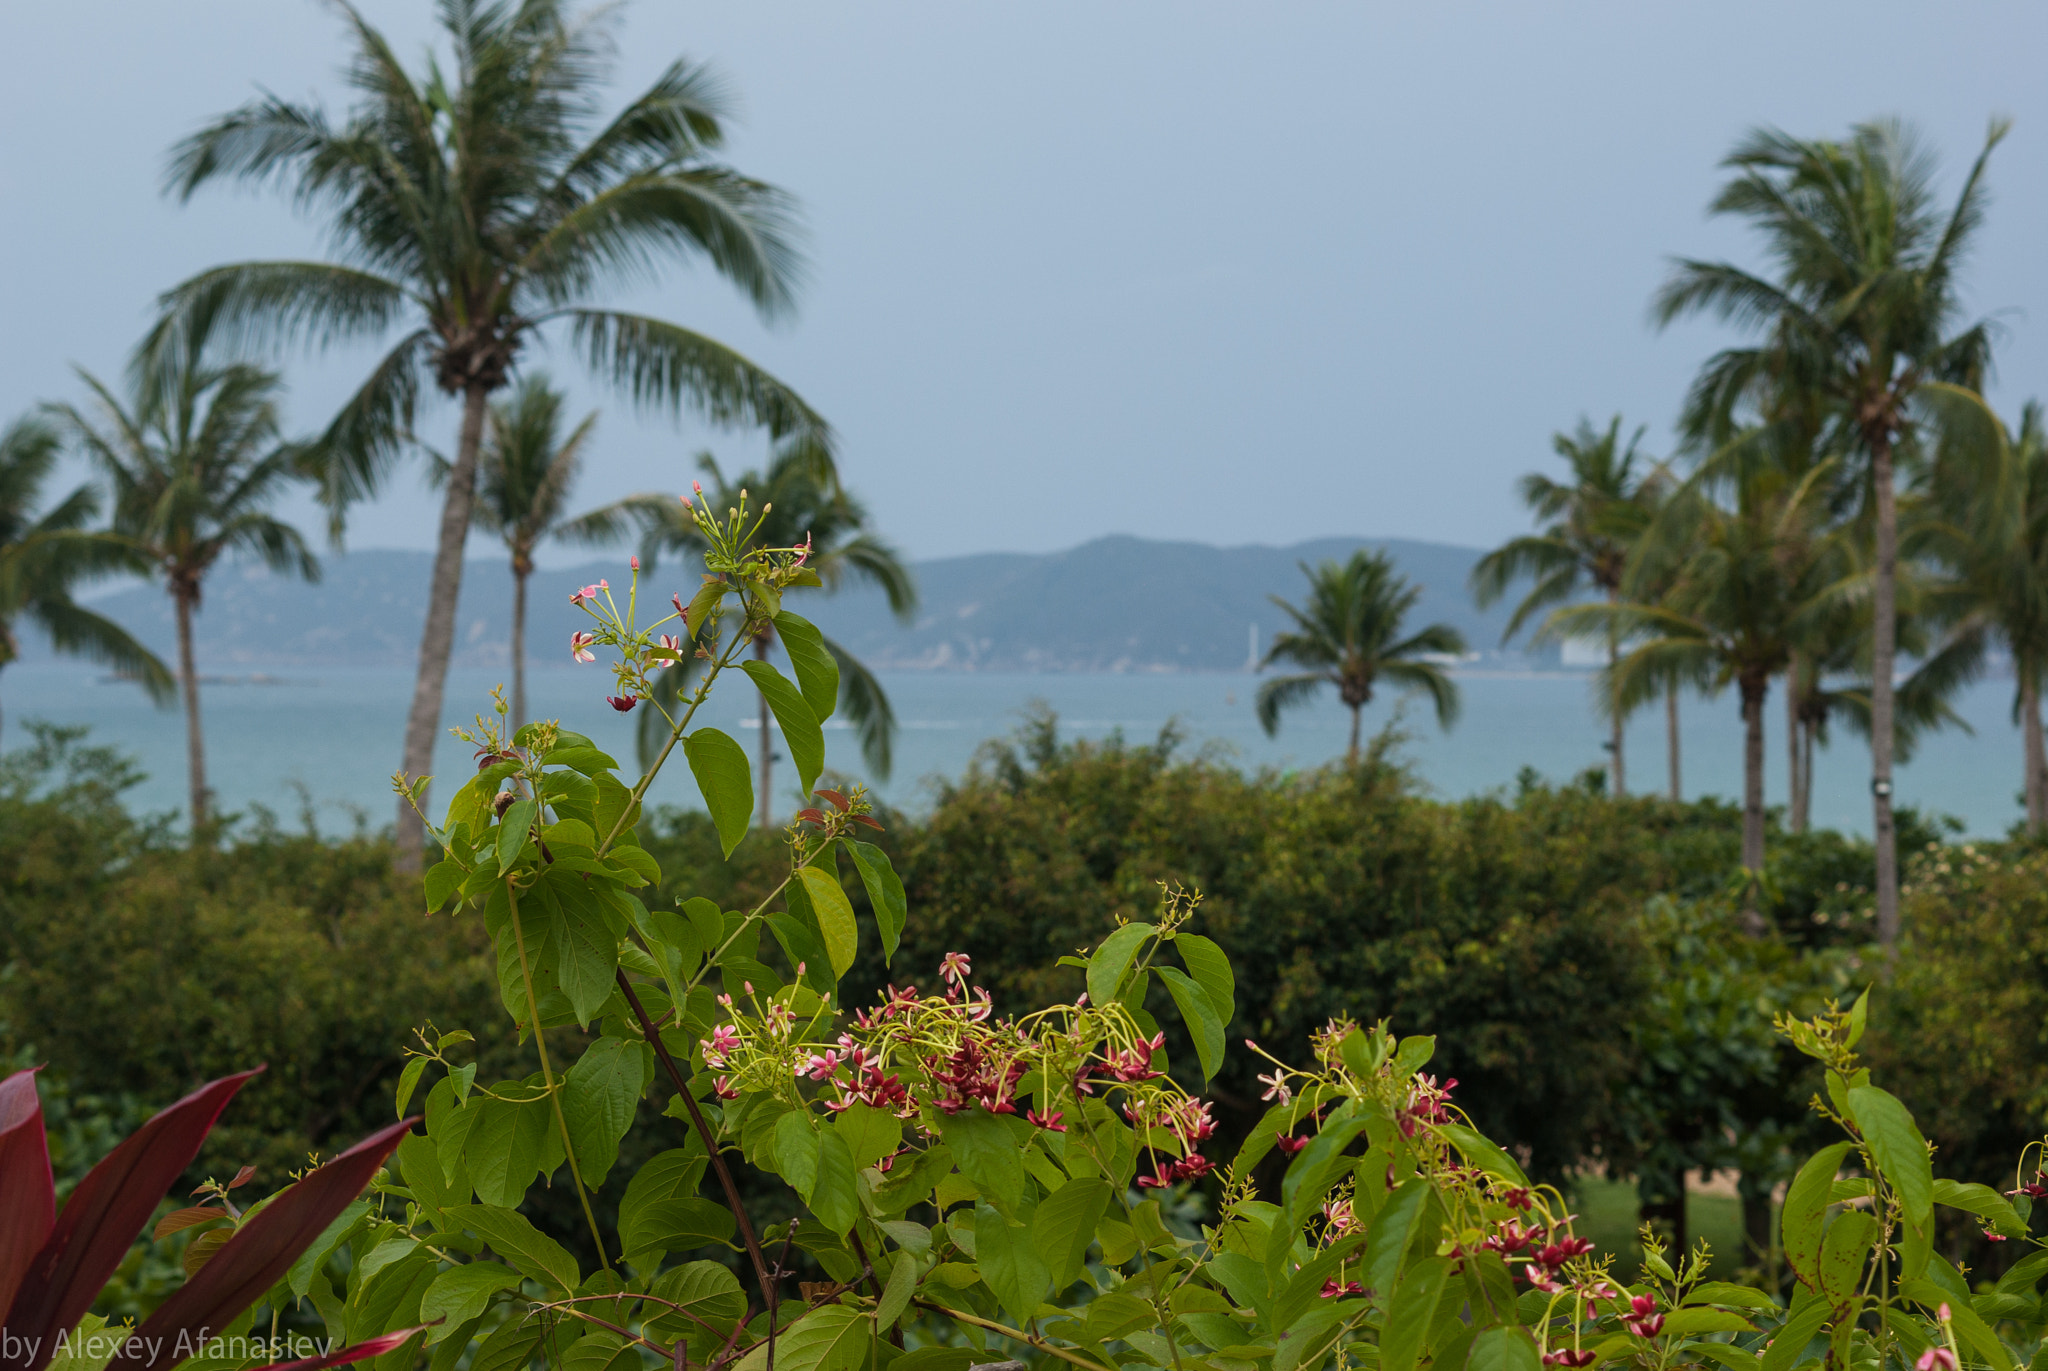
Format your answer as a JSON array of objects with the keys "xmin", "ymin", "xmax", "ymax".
[{"xmin": 1, "ymin": 662, "xmax": 2031, "ymax": 839}]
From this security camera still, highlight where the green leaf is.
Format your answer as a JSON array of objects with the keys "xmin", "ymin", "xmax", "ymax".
[
  {"xmin": 976, "ymin": 1202, "xmax": 1051, "ymax": 1324},
  {"xmin": 1659, "ymin": 1310, "xmax": 1759, "ymax": 1337},
  {"xmin": 833, "ymin": 1102, "xmax": 903, "ymax": 1170},
  {"xmin": 1274, "ymin": 1304, "xmax": 1348, "ymax": 1371},
  {"xmin": 734, "ymin": 1304, "xmax": 869, "ymax": 1371},
  {"xmin": 1087, "ymin": 921, "xmax": 1157, "ymax": 1010},
  {"xmin": 876, "ymin": 1249, "xmax": 919, "ymax": 1330},
  {"xmin": 1466, "ymin": 1326, "xmax": 1542, "ymax": 1371},
  {"xmin": 286, "ymin": 1201, "xmax": 367, "ymax": 1298},
  {"xmin": 1084, "ymin": 1291, "xmax": 1156, "ymax": 1343},
  {"xmin": 420, "ymin": 1262, "xmax": 521, "ymax": 1342},
  {"xmin": 1362, "ymin": 1179, "xmax": 1429, "ymax": 1302},
  {"xmin": 1157, "ymin": 965, "xmax": 1225, "ymax": 1081},
  {"xmin": 1175, "ymin": 932, "xmax": 1236, "ymax": 1026},
  {"xmin": 685, "ymin": 580, "xmax": 728, "ymax": 639},
  {"xmin": 797, "ymin": 865, "xmax": 858, "ymax": 977},
  {"xmin": 621, "ymin": 1198, "xmax": 738, "ymax": 1257},
  {"xmin": 425, "ymin": 859, "xmax": 465, "ymax": 912},
  {"xmin": 811, "ymin": 1128, "xmax": 861, "ymax": 1234},
  {"xmin": 1032, "ymin": 1177, "xmax": 1112, "ymax": 1290},
  {"xmin": 683, "ymin": 728, "xmax": 753, "ymax": 857},
  {"xmin": 1681, "ymin": 1282, "xmax": 1779, "ymax": 1310},
  {"xmin": 1781, "ymin": 1142, "xmax": 1853, "ymax": 1288},
  {"xmin": 1379, "ymin": 1254, "xmax": 1451, "ymax": 1371},
  {"xmin": 540, "ymin": 879, "xmax": 619, "ymax": 1028},
  {"xmin": 395, "ymin": 1058, "xmax": 428, "ymax": 1120},
  {"xmin": 1848, "ymin": 1086, "xmax": 1933, "ymax": 1231},
  {"xmin": 842, "ymin": 840, "xmax": 907, "ymax": 965},
  {"xmin": 562, "ymin": 1037, "xmax": 651, "ymax": 1189},
  {"xmin": 776, "ymin": 1111, "xmax": 821, "ymax": 1196},
  {"xmin": 1933, "ymin": 1178, "xmax": 2027, "ymax": 1238},
  {"xmin": 776, "ymin": 611, "xmax": 840, "ymax": 723},
  {"xmin": 940, "ymin": 1108, "xmax": 1026, "ymax": 1205},
  {"xmin": 1818, "ymin": 1209, "xmax": 1877, "ymax": 1301},
  {"xmin": 1438, "ymin": 1124, "xmax": 1530, "ymax": 1188},
  {"xmin": 448, "ymin": 1204, "xmax": 580, "ymax": 1294},
  {"xmin": 1901, "ymin": 1280, "xmax": 2014, "ymax": 1371},
  {"xmin": 469, "ymin": 1321, "xmax": 543, "ymax": 1371},
  {"xmin": 496, "ymin": 799, "xmax": 536, "ymax": 873},
  {"xmin": 743, "ymin": 659, "xmax": 825, "ymax": 796},
  {"xmin": 1758, "ymin": 1295, "xmax": 1831, "ymax": 1371},
  {"xmin": 1389, "ymin": 1035, "xmax": 1437, "ymax": 1078},
  {"xmin": 463, "ymin": 1089, "xmax": 560, "ymax": 1208}
]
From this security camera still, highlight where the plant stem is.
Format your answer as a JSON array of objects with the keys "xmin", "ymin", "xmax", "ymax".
[
  {"xmin": 616, "ymin": 969, "xmax": 776, "ymax": 1305},
  {"xmin": 599, "ymin": 614, "xmax": 752, "ymax": 857},
  {"xmin": 508, "ymin": 876, "xmax": 610, "ymax": 1272},
  {"xmin": 909, "ymin": 1302, "xmax": 1117, "ymax": 1371}
]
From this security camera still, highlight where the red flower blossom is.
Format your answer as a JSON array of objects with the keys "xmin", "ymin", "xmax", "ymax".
[{"xmin": 1274, "ymin": 1133, "xmax": 1310, "ymax": 1156}]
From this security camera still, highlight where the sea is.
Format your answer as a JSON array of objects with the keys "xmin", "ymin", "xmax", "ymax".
[{"xmin": 1, "ymin": 662, "xmax": 2031, "ymax": 840}]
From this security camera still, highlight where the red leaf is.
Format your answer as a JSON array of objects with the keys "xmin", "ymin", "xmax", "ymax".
[
  {"xmin": 124, "ymin": 1115, "xmax": 418, "ymax": 1369},
  {"xmin": 814, "ymin": 788, "xmax": 849, "ymax": 812},
  {"xmin": 3, "ymin": 1067, "xmax": 260, "ymax": 1371},
  {"xmin": 153, "ymin": 1206, "xmax": 230, "ymax": 1240},
  {"xmin": 794, "ymin": 808, "xmax": 826, "ymax": 824},
  {"xmin": 257, "ymin": 1326, "xmax": 435, "ymax": 1371},
  {"xmin": 0, "ymin": 1068, "xmax": 53, "ymax": 1323},
  {"xmin": 228, "ymin": 1165, "xmax": 258, "ymax": 1190},
  {"xmin": 850, "ymin": 814, "xmax": 885, "ymax": 831}
]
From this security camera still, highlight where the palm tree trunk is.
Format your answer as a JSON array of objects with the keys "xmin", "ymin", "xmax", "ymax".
[
  {"xmin": 1348, "ymin": 703, "xmax": 1361, "ymax": 763},
  {"xmin": 395, "ymin": 382, "xmax": 490, "ymax": 872},
  {"xmin": 1607, "ymin": 595, "xmax": 1625, "ymax": 796},
  {"xmin": 2023, "ymin": 668, "xmax": 2046, "ymax": 837},
  {"xmin": 1801, "ymin": 723, "xmax": 1815, "ymax": 835},
  {"xmin": 1741, "ymin": 675, "xmax": 1767, "ymax": 932},
  {"xmin": 511, "ymin": 559, "xmax": 529, "ymax": 731},
  {"xmin": 175, "ymin": 582, "xmax": 208, "ymax": 833},
  {"xmin": 1869, "ymin": 430, "xmax": 1901, "ymax": 946},
  {"xmin": 755, "ymin": 632, "xmax": 777, "ymax": 829},
  {"xmin": 1666, "ymin": 683, "xmax": 1681, "ymax": 802},
  {"xmin": 1785, "ymin": 667, "xmax": 1804, "ymax": 835}
]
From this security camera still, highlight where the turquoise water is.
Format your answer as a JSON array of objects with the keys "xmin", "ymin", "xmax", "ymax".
[{"xmin": 1, "ymin": 662, "xmax": 2029, "ymax": 838}]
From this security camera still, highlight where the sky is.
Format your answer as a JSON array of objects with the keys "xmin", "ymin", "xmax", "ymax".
[{"xmin": 4, "ymin": 2, "xmax": 2047, "ymax": 564}]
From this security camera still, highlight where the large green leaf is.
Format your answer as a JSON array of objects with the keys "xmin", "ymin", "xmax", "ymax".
[
  {"xmin": 1438, "ymin": 1124, "xmax": 1530, "ymax": 1188},
  {"xmin": 732, "ymin": 1303, "xmax": 869, "ymax": 1371},
  {"xmin": 976, "ymin": 1202, "xmax": 1051, "ymax": 1323},
  {"xmin": 796, "ymin": 865, "xmax": 858, "ymax": 977},
  {"xmin": 561, "ymin": 1037, "xmax": 651, "ymax": 1189},
  {"xmin": 1379, "ymin": 1254, "xmax": 1450, "ymax": 1371},
  {"xmin": 1273, "ymin": 1303, "xmax": 1348, "ymax": 1371},
  {"xmin": 1031, "ymin": 1177, "xmax": 1111, "ymax": 1290},
  {"xmin": 776, "ymin": 611, "xmax": 840, "ymax": 723},
  {"xmin": 683, "ymin": 727, "xmax": 752, "ymax": 857},
  {"xmin": 447, "ymin": 1204, "xmax": 579, "ymax": 1294},
  {"xmin": 1175, "ymin": 932, "xmax": 1236, "ymax": 1026},
  {"xmin": 833, "ymin": 1102, "xmax": 903, "ymax": 1170},
  {"xmin": 810, "ymin": 1128, "xmax": 861, "ymax": 1234},
  {"xmin": 742, "ymin": 659, "xmax": 825, "ymax": 796},
  {"xmin": 419, "ymin": 1263, "xmax": 520, "ymax": 1342},
  {"xmin": 841, "ymin": 840, "xmax": 906, "ymax": 965},
  {"xmin": 1932, "ymin": 1179, "xmax": 2027, "ymax": 1238},
  {"xmin": 940, "ymin": 1108, "xmax": 1026, "ymax": 1208},
  {"xmin": 540, "ymin": 878, "xmax": 619, "ymax": 1027},
  {"xmin": 776, "ymin": 1111, "xmax": 820, "ymax": 1196},
  {"xmin": 1781, "ymin": 1142, "xmax": 1853, "ymax": 1288},
  {"xmin": 1758, "ymin": 1295, "xmax": 1832, "ymax": 1371},
  {"xmin": 1362, "ymin": 1179, "xmax": 1429, "ymax": 1302},
  {"xmin": 496, "ymin": 799, "xmax": 536, "ymax": 873},
  {"xmin": 1465, "ymin": 1327, "xmax": 1541, "ymax": 1371},
  {"xmin": 1900, "ymin": 1279, "xmax": 2013, "ymax": 1371},
  {"xmin": 462, "ymin": 1089, "xmax": 562, "ymax": 1209},
  {"xmin": 619, "ymin": 1198, "xmax": 737, "ymax": 1258},
  {"xmin": 1087, "ymin": 921, "xmax": 1156, "ymax": 1009},
  {"xmin": 1817, "ymin": 1209, "xmax": 1877, "ymax": 1301},
  {"xmin": 1848, "ymin": 1086, "xmax": 1933, "ymax": 1231},
  {"xmin": 1157, "ymin": 965, "xmax": 1225, "ymax": 1081}
]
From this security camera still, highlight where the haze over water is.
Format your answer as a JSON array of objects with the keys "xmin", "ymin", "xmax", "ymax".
[{"xmin": 6, "ymin": 664, "xmax": 2025, "ymax": 841}]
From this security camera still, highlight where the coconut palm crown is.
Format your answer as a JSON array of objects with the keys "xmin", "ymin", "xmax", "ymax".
[{"xmin": 151, "ymin": 0, "xmax": 827, "ymax": 866}]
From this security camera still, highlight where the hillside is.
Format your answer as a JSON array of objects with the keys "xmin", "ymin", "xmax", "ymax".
[{"xmin": 34, "ymin": 535, "xmax": 1545, "ymax": 673}]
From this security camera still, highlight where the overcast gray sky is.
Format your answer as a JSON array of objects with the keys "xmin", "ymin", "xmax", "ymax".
[{"xmin": 4, "ymin": 1, "xmax": 2044, "ymax": 563}]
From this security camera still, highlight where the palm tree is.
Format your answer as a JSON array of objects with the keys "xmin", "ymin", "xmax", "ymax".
[
  {"xmin": 616, "ymin": 440, "xmax": 915, "ymax": 826},
  {"xmin": 53, "ymin": 346, "xmax": 316, "ymax": 831},
  {"xmin": 1557, "ymin": 461, "xmax": 1842, "ymax": 889},
  {"xmin": 1653, "ymin": 118, "xmax": 2007, "ymax": 945},
  {"xmin": 1471, "ymin": 417, "xmax": 1656, "ymax": 794},
  {"xmin": 455, "ymin": 375, "xmax": 631, "ymax": 729},
  {"xmin": 153, "ymin": 0, "xmax": 827, "ymax": 869},
  {"xmin": 1916, "ymin": 400, "xmax": 2048, "ymax": 835},
  {"xmin": 1258, "ymin": 549, "xmax": 1464, "ymax": 761},
  {"xmin": 0, "ymin": 417, "xmax": 174, "ymax": 739}
]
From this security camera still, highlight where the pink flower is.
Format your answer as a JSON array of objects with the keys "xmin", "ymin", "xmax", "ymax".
[
  {"xmin": 1542, "ymin": 1353, "xmax": 1594, "ymax": 1368},
  {"xmin": 1320, "ymin": 1279, "xmax": 1365, "ymax": 1299},
  {"xmin": 804, "ymin": 1051, "xmax": 843, "ymax": 1081},
  {"xmin": 659, "ymin": 634, "xmax": 683, "ymax": 652},
  {"xmin": 570, "ymin": 631, "xmax": 597, "ymax": 663},
  {"xmin": 1258, "ymin": 1070, "xmax": 1292, "ymax": 1104},
  {"xmin": 703, "ymin": 1024, "xmax": 741, "ymax": 1067},
  {"xmin": 630, "ymin": 556, "xmax": 641, "ymax": 571},
  {"xmin": 1027, "ymin": 1109, "xmax": 1066, "ymax": 1133},
  {"xmin": 939, "ymin": 951, "xmax": 973, "ymax": 984},
  {"xmin": 1275, "ymin": 1133, "xmax": 1309, "ymax": 1156},
  {"xmin": 712, "ymin": 1076, "xmax": 740, "ymax": 1100},
  {"xmin": 607, "ymin": 695, "xmax": 638, "ymax": 712},
  {"xmin": 1916, "ymin": 1351, "xmax": 1957, "ymax": 1371},
  {"xmin": 693, "ymin": 481, "xmax": 704, "ymax": 495},
  {"xmin": 1135, "ymin": 1168, "xmax": 1178, "ymax": 1190},
  {"xmin": 574, "ymin": 584, "xmax": 603, "ymax": 603}
]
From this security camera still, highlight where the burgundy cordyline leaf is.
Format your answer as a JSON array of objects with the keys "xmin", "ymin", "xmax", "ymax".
[
  {"xmin": 258, "ymin": 1326, "xmax": 434, "ymax": 1371},
  {"xmin": 0, "ymin": 1068, "xmax": 55, "ymax": 1319},
  {"xmin": 2, "ymin": 1068, "xmax": 261, "ymax": 1371},
  {"xmin": 116, "ymin": 1115, "xmax": 420, "ymax": 1371}
]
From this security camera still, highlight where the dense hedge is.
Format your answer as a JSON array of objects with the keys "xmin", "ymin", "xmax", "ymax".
[{"xmin": 0, "ymin": 713, "xmax": 2033, "ymax": 1268}]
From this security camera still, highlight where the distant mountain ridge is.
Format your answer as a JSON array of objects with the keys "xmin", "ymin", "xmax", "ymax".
[{"xmin": 29, "ymin": 535, "xmax": 1546, "ymax": 673}]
